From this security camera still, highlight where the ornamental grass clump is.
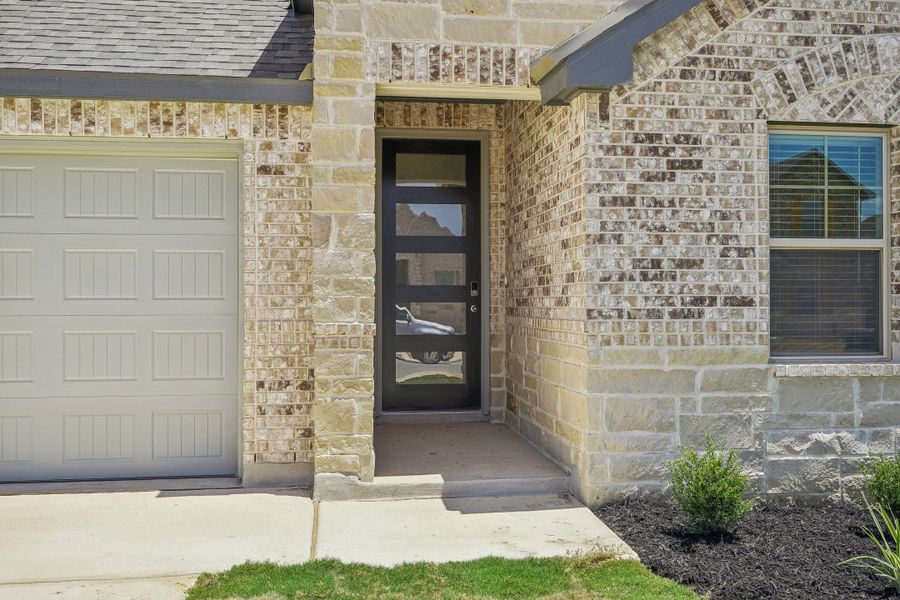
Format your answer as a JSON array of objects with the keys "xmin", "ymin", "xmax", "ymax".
[
  {"xmin": 670, "ymin": 435, "xmax": 752, "ymax": 534},
  {"xmin": 862, "ymin": 454, "xmax": 900, "ymax": 518},
  {"xmin": 840, "ymin": 496, "xmax": 900, "ymax": 595}
]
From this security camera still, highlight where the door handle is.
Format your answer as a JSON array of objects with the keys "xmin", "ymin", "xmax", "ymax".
[
  {"xmin": 470, "ymin": 281, "xmax": 479, "ymax": 297},
  {"xmin": 470, "ymin": 305, "xmax": 479, "ymax": 313}
]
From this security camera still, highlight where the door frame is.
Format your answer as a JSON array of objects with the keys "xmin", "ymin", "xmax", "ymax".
[{"xmin": 375, "ymin": 128, "xmax": 491, "ymax": 419}]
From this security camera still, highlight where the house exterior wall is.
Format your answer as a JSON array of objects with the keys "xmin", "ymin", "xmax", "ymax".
[
  {"xmin": 579, "ymin": 0, "xmax": 900, "ymax": 505},
  {"xmin": 308, "ymin": 0, "xmax": 628, "ymax": 485},
  {"xmin": 352, "ymin": 0, "xmax": 623, "ymax": 87},
  {"xmin": 0, "ymin": 97, "xmax": 316, "ymax": 483},
  {"xmin": 502, "ymin": 95, "xmax": 594, "ymax": 497}
]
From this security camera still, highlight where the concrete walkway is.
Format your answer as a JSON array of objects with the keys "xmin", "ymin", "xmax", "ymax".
[{"xmin": 0, "ymin": 485, "xmax": 634, "ymax": 599}]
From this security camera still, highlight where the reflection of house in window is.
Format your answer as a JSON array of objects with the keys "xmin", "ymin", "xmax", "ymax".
[
  {"xmin": 434, "ymin": 271, "xmax": 456, "ymax": 285},
  {"xmin": 770, "ymin": 148, "xmax": 880, "ymax": 239},
  {"xmin": 396, "ymin": 259, "xmax": 410, "ymax": 285},
  {"xmin": 396, "ymin": 203, "xmax": 464, "ymax": 236}
]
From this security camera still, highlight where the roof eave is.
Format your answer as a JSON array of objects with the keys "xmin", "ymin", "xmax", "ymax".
[
  {"xmin": 532, "ymin": 0, "xmax": 702, "ymax": 105},
  {"xmin": 0, "ymin": 68, "xmax": 314, "ymax": 105}
]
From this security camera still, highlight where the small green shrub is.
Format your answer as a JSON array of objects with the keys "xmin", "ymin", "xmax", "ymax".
[
  {"xmin": 862, "ymin": 454, "xmax": 900, "ymax": 518},
  {"xmin": 840, "ymin": 495, "xmax": 900, "ymax": 594},
  {"xmin": 670, "ymin": 435, "xmax": 752, "ymax": 534}
]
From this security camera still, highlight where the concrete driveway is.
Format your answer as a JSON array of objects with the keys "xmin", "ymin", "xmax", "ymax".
[
  {"xmin": 0, "ymin": 486, "xmax": 314, "ymax": 599},
  {"xmin": 0, "ymin": 486, "xmax": 633, "ymax": 599}
]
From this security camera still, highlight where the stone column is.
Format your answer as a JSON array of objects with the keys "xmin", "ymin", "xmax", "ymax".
[{"xmin": 311, "ymin": 0, "xmax": 377, "ymax": 482}]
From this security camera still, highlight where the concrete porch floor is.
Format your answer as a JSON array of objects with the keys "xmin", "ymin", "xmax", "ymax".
[{"xmin": 333, "ymin": 421, "xmax": 572, "ymax": 500}]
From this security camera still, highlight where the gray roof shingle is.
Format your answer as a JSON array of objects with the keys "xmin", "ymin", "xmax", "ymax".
[{"xmin": 0, "ymin": 0, "xmax": 313, "ymax": 79}]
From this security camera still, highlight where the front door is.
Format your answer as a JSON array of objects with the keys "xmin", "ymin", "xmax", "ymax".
[{"xmin": 380, "ymin": 139, "xmax": 482, "ymax": 411}]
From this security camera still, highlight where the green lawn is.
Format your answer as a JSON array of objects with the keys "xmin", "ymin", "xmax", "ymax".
[{"xmin": 186, "ymin": 555, "xmax": 699, "ymax": 600}]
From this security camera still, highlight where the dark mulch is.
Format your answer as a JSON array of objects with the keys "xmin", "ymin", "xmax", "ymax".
[{"xmin": 597, "ymin": 500, "xmax": 897, "ymax": 600}]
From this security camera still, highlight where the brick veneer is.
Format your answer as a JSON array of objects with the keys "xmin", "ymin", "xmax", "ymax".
[{"xmin": 0, "ymin": 97, "xmax": 315, "ymax": 481}]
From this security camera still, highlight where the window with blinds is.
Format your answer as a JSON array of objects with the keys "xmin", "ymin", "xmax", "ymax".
[{"xmin": 769, "ymin": 131, "xmax": 886, "ymax": 357}]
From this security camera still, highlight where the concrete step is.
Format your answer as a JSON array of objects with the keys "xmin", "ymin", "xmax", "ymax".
[{"xmin": 314, "ymin": 472, "xmax": 571, "ymax": 501}]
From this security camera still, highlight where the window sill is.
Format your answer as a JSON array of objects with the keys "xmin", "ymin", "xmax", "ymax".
[{"xmin": 772, "ymin": 362, "xmax": 900, "ymax": 378}]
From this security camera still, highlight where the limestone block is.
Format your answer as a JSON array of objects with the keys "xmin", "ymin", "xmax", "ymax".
[
  {"xmin": 442, "ymin": 0, "xmax": 509, "ymax": 16},
  {"xmin": 311, "ymin": 127, "xmax": 358, "ymax": 162},
  {"xmin": 759, "ymin": 412, "xmax": 833, "ymax": 430},
  {"xmin": 315, "ymin": 453, "xmax": 361, "ymax": 475},
  {"xmin": 666, "ymin": 347, "xmax": 769, "ymax": 366},
  {"xmin": 589, "ymin": 368, "xmax": 696, "ymax": 394},
  {"xmin": 607, "ymin": 454, "xmax": 671, "ymax": 483},
  {"xmin": 313, "ymin": 249, "xmax": 376, "ymax": 277},
  {"xmin": 765, "ymin": 430, "xmax": 868, "ymax": 457},
  {"xmin": 314, "ymin": 398, "xmax": 370, "ymax": 435},
  {"xmin": 444, "ymin": 17, "xmax": 517, "ymax": 44},
  {"xmin": 766, "ymin": 458, "xmax": 841, "ymax": 494},
  {"xmin": 312, "ymin": 213, "xmax": 332, "ymax": 248},
  {"xmin": 315, "ymin": 434, "xmax": 373, "ymax": 457},
  {"xmin": 329, "ymin": 55, "xmax": 365, "ymax": 80},
  {"xmin": 859, "ymin": 378, "xmax": 884, "ymax": 402},
  {"xmin": 364, "ymin": 5, "xmax": 439, "ymax": 40},
  {"xmin": 777, "ymin": 377, "xmax": 854, "ymax": 413},
  {"xmin": 315, "ymin": 351, "xmax": 359, "ymax": 377},
  {"xmin": 700, "ymin": 367, "xmax": 770, "ymax": 394},
  {"xmin": 882, "ymin": 378, "xmax": 900, "ymax": 402},
  {"xmin": 679, "ymin": 414, "xmax": 753, "ymax": 448},
  {"xmin": 518, "ymin": 20, "xmax": 585, "ymax": 47},
  {"xmin": 335, "ymin": 213, "xmax": 376, "ymax": 249},
  {"xmin": 588, "ymin": 433, "xmax": 674, "ymax": 454},
  {"xmin": 313, "ymin": 295, "xmax": 358, "ymax": 322},
  {"xmin": 701, "ymin": 394, "xmax": 773, "ymax": 413},
  {"xmin": 859, "ymin": 402, "xmax": 900, "ymax": 427},
  {"xmin": 604, "ymin": 397, "xmax": 676, "ymax": 433}
]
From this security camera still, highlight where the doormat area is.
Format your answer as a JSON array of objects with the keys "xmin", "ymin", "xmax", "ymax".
[{"xmin": 597, "ymin": 501, "xmax": 892, "ymax": 600}]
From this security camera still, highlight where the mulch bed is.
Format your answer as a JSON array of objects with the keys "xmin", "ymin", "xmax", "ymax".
[{"xmin": 597, "ymin": 500, "xmax": 897, "ymax": 600}]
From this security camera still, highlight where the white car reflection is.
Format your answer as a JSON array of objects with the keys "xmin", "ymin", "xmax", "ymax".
[{"xmin": 395, "ymin": 305, "xmax": 456, "ymax": 364}]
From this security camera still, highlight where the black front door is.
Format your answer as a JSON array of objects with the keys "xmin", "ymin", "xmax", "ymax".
[{"xmin": 381, "ymin": 138, "xmax": 482, "ymax": 411}]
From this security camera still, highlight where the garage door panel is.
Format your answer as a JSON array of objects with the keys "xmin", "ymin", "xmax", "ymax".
[
  {"xmin": 0, "ymin": 316, "xmax": 237, "ymax": 398},
  {"xmin": 0, "ymin": 144, "xmax": 239, "ymax": 482},
  {"xmin": 0, "ymin": 234, "xmax": 237, "ymax": 317},
  {"xmin": 0, "ymin": 394, "xmax": 237, "ymax": 481},
  {"xmin": 0, "ymin": 156, "xmax": 238, "ymax": 236}
]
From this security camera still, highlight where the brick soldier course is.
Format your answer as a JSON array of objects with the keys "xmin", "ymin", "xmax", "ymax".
[{"xmin": 0, "ymin": 0, "xmax": 898, "ymax": 505}]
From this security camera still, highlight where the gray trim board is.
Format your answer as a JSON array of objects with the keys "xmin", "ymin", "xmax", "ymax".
[
  {"xmin": 0, "ymin": 69, "xmax": 313, "ymax": 105},
  {"xmin": 531, "ymin": 0, "xmax": 702, "ymax": 105}
]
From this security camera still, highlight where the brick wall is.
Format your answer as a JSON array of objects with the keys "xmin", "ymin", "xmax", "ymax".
[
  {"xmin": 0, "ymin": 97, "xmax": 315, "ymax": 481},
  {"xmin": 579, "ymin": 0, "xmax": 900, "ymax": 505},
  {"xmin": 502, "ymin": 95, "xmax": 594, "ymax": 494}
]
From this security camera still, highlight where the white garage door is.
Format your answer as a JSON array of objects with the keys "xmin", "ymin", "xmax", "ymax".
[{"xmin": 0, "ymin": 141, "xmax": 240, "ymax": 482}]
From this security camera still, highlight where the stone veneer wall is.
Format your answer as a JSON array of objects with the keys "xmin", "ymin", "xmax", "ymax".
[
  {"xmin": 0, "ymin": 97, "xmax": 316, "ymax": 481},
  {"xmin": 361, "ymin": 0, "xmax": 624, "ymax": 87},
  {"xmin": 579, "ymin": 0, "xmax": 900, "ymax": 505},
  {"xmin": 502, "ymin": 95, "xmax": 596, "ymax": 496},
  {"xmin": 375, "ymin": 101, "xmax": 509, "ymax": 419}
]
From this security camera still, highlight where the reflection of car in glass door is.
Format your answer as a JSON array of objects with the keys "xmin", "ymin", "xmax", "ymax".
[{"xmin": 395, "ymin": 304, "xmax": 455, "ymax": 364}]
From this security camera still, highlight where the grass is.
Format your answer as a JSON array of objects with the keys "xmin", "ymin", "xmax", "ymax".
[{"xmin": 186, "ymin": 555, "xmax": 700, "ymax": 600}]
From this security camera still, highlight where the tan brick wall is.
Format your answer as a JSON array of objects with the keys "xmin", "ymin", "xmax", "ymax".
[
  {"xmin": 502, "ymin": 95, "xmax": 594, "ymax": 494},
  {"xmin": 0, "ymin": 97, "xmax": 315, "ymax": 479},
  {"xmin": 578, "ymin": 0, "xmax": 900, "ymax": 505}
]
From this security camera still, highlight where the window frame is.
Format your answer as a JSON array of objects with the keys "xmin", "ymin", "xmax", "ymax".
[{"xmin": 768, "ymin": 126, "xmax": 891, "ymax": 361}]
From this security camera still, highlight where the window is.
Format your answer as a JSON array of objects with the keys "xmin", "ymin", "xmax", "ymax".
[{"xmin": 769, "ymin": 130, "xmax": 887, "ymax": 357}]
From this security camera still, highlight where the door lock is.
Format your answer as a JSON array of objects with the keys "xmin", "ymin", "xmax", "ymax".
[{"xmin": 470, "ymin": 281, "xmax": 480, "ymax": 297}]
